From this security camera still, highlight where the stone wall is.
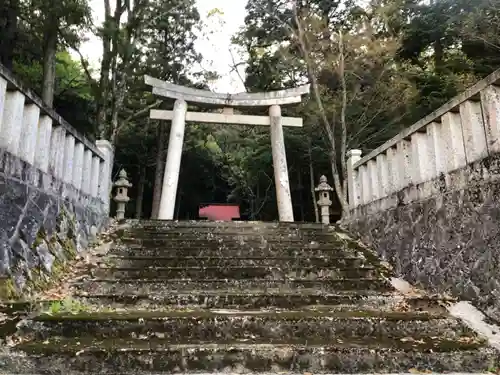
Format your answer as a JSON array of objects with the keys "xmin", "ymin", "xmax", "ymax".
[
  {"xmin": 343, "ymin": 152, "xmax": 500, "ymax": 322},
  {"xmin": 343, "ymin": 68, "xmax": 500, "ymax": 323},
  {"xmin": 0, "ymin": 64, "xmax": 113, "ymax": 299}
]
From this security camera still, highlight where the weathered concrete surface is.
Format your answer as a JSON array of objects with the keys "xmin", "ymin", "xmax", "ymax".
[
  {"xmin": 0, "ymin": 150, "xmax": 108, "ymax": 299},
  {"xmin": 344, "ymin": 152, "xmax": 500, "ymax": 323}
]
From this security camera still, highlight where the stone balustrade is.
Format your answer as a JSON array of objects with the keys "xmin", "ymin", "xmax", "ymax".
[
  {"xmin": 0, "ymin": 64, "xmax": 113, "ymax": 212},
  {"xmin": 0, "ymin": 64, "xmax": 113, "ymax": 297},
  {"xmin": 347, "ymin": 68, "xmax": 500, "ymax": 213}
]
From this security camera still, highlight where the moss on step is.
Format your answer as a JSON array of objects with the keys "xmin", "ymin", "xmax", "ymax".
[
  {"xmin": 34, "ymin": 308, "xmax": 449, "ymax": 321},
  {"xmin": 0, "ymin": 278, "xmax": 16, "ymax": 300}
]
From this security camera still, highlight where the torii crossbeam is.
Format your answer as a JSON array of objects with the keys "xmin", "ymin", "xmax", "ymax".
[{"xmin": 145, "ymin": 75, "xmax": 310, "ymax": 222}]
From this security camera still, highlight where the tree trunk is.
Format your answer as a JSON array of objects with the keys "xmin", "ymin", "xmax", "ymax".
[
  {"xmin": 135, "ymin": 165, "xmax": 146, "ymax": 219},
  {"xmin": 308, "ymin": 150, "xmax": 320, "ymax": 223},
  {"xmin": 339, "ymin": 30, "xmax": 348, "ymax": 202},
  {"xmin": 0, "ymin": 0, "xmax": 19, "ymax": 70},
  {"xmin": 96, "ymin": 0, "xmax": 120, "ymax": 139},
  {"xmin": 110, "ymin": 73, "xmax": 127, "ymax": 145},
  {"xmin": 151, "ymin": 121, "xmax": 166, "ymax": 219},
  {"xmin": 42, "ymin": 27, "xmax": 58, "ymax": 108}
]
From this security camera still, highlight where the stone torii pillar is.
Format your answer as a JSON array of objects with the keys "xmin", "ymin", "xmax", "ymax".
[
  {"xmin": 145, "ymin": 75, "xmax": 310, "ymax": 222},
  {"xmin": 269, "ymin": 105, "xmax": 294, "ymax": 222},
  {"xmin": 158, "ymin": 99, "xmax": 187, "ymax": 220}
]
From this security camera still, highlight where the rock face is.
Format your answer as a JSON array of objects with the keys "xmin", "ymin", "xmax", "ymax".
[{"xmin": 1, "ymin": 220, "xmax": 498, "ymax": 374}]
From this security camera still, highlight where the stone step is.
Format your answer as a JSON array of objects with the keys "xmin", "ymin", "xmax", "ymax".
[
  {"xmin": 11, "ymin": 337, "xmax": 497, "ymax": 373},
  {"xmin": 119, "ymin": 232, "xmax": 343, "ymax": 242},
  {"xmin": 110, "ymin": 245, "xmax": 369, "ymax": 259},
  {"xmin": 74, "ymin": 291, "xmax": 447, "ymax": 312},
  {"xmin": 26, "ymin": 309, "xmax": 470, "ymax": 342},
  {"xmin": 91, "ymin": 266, "xmax": 378, "ymax": 280},
  {"xmin": 119, "ymin": 237, "xmax": 344, "ymax": 247},
  {"xmin": 122, "ymin": 220, "xmax": 332, "ymax": 230},
  {"xmin": 102, "ymin": 255, "xmax": 368, "ymax": 269},
  {"xmin": 74, "ymin": 278, "xmax": 393, "ymax": 295}
]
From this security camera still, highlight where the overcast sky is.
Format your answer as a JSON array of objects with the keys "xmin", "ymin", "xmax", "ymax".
[{"xmin": 78, "ymin": 0, "xmax": 248, "ymax": 93}]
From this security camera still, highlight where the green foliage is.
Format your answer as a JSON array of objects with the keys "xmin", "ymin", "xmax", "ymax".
[{"xmin": 3, "ymin": 0, "xmax": 500, "ymax": 220}]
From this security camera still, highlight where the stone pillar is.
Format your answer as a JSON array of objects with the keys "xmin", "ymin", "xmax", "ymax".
[
  {"xmin": 480, "ymin": 84, "xmax": 500, "ymax": 154},
  {"xmin": 73, "ymin": 142, "xmax": 85, "ymax": 191},
  {"xmin": 426, "ymin": 121, "xmax": 442, "ymax": 179},
  {"xmin": 63, "ymin": 135, "xmax": 75, "ymax": 184},
  {"xmin": 315, "ymin": 175, "xmax": 333, "ymax": 225},
  {"xmin": 346, "ymin": 149, "xmax": 362, "ymax": 209},
  {"xmin": 50, "ymin": 127, "xmax": 66, "ymax": 179},
  {"xmin": 18, "ymin": 104, "xmax": 40, "ymax": 165},
  {"xmin": 411, "ymin": 132, "xmax": 432, "ymax": 184},
  {"xmin": 0, "ymin": 91, "xmax": 25, "ymax": 156},
  {"xmin": 396, "ymin": 140, "xmax": 412, "ymax": 190},
  {"xmin": 460, "ymin": 99, "xmax": 488, "ymax": 163},
  {"xmin": 90, "ymin": 156, "xmax": 101, "ymax": 198},
  {"xmin": 158, "ymin": 99, "xmax": 187, "ymax": 220},
  {"xmin": 376, "ymin": 154, "xmax": 389, "ymax": 199},
  {"xmin": 367, "ymin": 160, "xmax": 379, "ymax": 202},
  {"xmin": 96, "ymin": 140, "xmax": 114, "ymax": 215},
  {"xmin": 35, "ymin": 115, "xmax": 53, "ymax": 173},
  {"xmin": 441, "ymin": 112, "xmax": 467, "ymax": 172},
  {"xmin": 113, "ymin": 169, "xmax": 132, "ymax": 220},
  {"xmin": 82, "ymin": 149, "xmax": 93, "ymax": 194},
  {"xmin": 269, "ymin": 105, "xmax": 294, "ymax": 222},
  {"xmin": 359, "ymin": 165, "xmax": 370, "ymax": 205},
  {"xmin": 0, "ymin": 77, "xmax": 7, "ymax": 129},
  {"xmin": 385, "ymin": 147, "xmax": 399, "ymax": 195}
]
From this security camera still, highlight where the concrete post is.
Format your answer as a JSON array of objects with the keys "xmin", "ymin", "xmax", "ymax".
[
  {"xmin": 73, "ymin": 143, "xmax": 85, "ymax": 191},
  {"xmin": 441, "ymin": 112, "xmax": 467, "ymax": 172},
  {"xmin": 35, "ymin": 115, "xmax": 53, "ymax": 173},
  {"xmin": 460, "ymin": 99, "xmax": 488, "ymax": 162},
  {"xmin": 480, "ymin": 84, "xmax": 500, "ymax": 154},
  {"xmin": 96, "ymin": 140, "xmax": 114, "ymax": 215},
  {"xmin": 82, "ymin": 149, "xmax": 93, "ymax": 194},
  {"xmin": 367, "ymin": 159, "xmax": 380, "ymax": 202},
  {"xmin": 113, "ymin": 169, "xmax": 132, "ymax": 220},
  {"xmin": 426, "ymin": 122, "xmax": 442, "ymax": 179},
  {"xmin": 315, "ymin": 175, "xmax": 333, "ymax": 225},
  {"xmin": 269, "ymin": 104, "xmax": 294, "ymax": 222},
  {"xmin": 19, "ymin": 104, "xmax": 40, "ymax": 164},
  {"xmin": 90, "ymin": 156, "xmax": 101, "ymax": 198},
  {"xmin": 0, "ymin": 77, "xmax": 7, "ymax": 130},
  {"xmin": 49, "ymin": 127, "xmax": 66, "ymax": 179},
  {"xmin": 63, "ymin": 135, "xmax": 75, "ymax": 184},
  {"xmin": 376, "ymin": 154, "xmax": 389, "ymax": 199},
  {"xmin": 0, "ymin": 91, "xmax": 25, "ymax": 156},
  {"xmin": 158, "ymin": 99, "xmax": 187, "ymax": 220},
  {"xmin": 346, "ymin": 149, "xmax": 362, "ymax": 209}
]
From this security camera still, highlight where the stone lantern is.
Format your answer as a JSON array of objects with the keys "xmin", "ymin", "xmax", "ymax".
[
  {"xmin": 113, "ymin": 169, "xmax": 132, "ymax": 220},
  {"xmin": 315, "ymin": 175, "xmax": 333, "ymax": 225}
]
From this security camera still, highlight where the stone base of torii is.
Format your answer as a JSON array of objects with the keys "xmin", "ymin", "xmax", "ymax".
[{"xmin": 144, "ymin": 76, "xmax": 310, "ymax": 222}]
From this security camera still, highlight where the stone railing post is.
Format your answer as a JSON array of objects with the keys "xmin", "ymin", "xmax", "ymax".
[
  {"xmin": 113, "ymin": 169, "xmax": 132, "ymax": 220},
  {"xmin": 346, "ymin": 149, "xmax": 362, "ymax": 209},
  {"xmin": 96, "ymin": 140, "xmax": 115, "ymax": 215},
  {"xmin": 315, "ymin": 175, "xmax": 333, "ymax": 225}
]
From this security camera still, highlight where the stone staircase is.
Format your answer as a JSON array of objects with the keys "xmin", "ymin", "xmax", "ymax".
[{"xmin": 1, "ymin": 220, "xmax": 499, "ymax": 374}]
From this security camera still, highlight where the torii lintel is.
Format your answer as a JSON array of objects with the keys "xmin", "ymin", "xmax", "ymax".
[{"xmin": 144, "ymin": 75, "xmax": 310, "ymax": 107}]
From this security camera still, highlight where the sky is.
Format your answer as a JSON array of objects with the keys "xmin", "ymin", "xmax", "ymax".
[{"xmin": 78, "ymin": 0, "xmax": 248, "ymax": 93}]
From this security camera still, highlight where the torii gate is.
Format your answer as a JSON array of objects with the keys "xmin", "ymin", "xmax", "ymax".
[{"xmin": 145, "ymin": 75, "xmax": 310, "ymax": 222}]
